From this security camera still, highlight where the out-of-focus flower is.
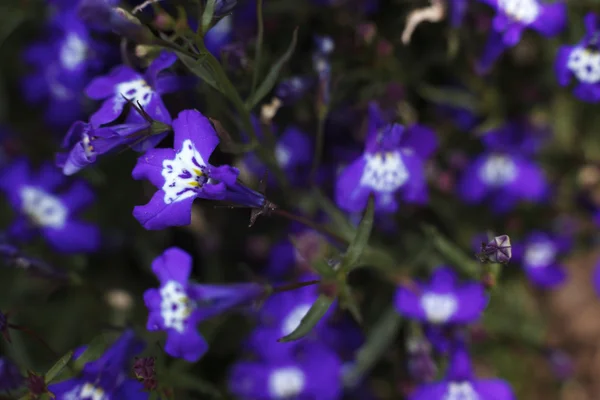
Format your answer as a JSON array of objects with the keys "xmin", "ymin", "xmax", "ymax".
[
  {"xmin": 556, "ymin": 13, "xmax": 600, "ymax": 103},
  {"xmin": 48, "ymin": 330, "xmax": 148, "ymax": 399},
  {"xmin": 406, "ymin": 337, "xmax": 437, "ymax": 383},
  {"xmin": 394, "ymin": 266, "xmax": 487, "ymax": 325},
  {"xmin": 335, "ymin": 102, "xmax": 437, "ymax": 213},
  {"xmin": 132, "ymin": 109, "xmax": 266, "ymax": 230},
  {"xmin": 0, "ymin": 358, "xmax": 23, "ymax": 392},
  {"xmin": 457, "ymin": 120, "xmax": 549, "ymax": 212},
  {"xmin": 0, "ymin": 159, "xmax": 100, "ymax": 253},
  {"xmin": 410, "ymin": 344, "xmax": 516, "ymax": 399},
  {"xmin": 205, "ymin": 15, "xmax": 233, "ymax": 57},
  {"xmin": 514, "ymin": 231, "xmax": 569, "ymax": 288},
  {"xmin": 0, "ymin": 242, "xmax": 68, "ymax": 280},
  {"xmin": 477, "ymin": 0, "xmax": 566, "ymax": 72},
  {"xmin": 144, "ymin": 247, "xmax": 265, "ymax": 361},
  {"xmin": 229, "ymin": 342, "xmax": 343, "ymax": 400},
  {"xmin": 275, "ymin": 76, "xmax": 316, "ymax": 105}
]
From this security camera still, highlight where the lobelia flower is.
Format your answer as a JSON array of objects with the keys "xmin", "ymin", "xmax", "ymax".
[
  {"xmin": 205, "ymin": 15, "xmax": 234, "ymax": 57},
  {"xmin": 144, "ymin": 247, "xmax": 265, "ymax": 362},
  {"xmin": 556, "ymin": 13, "xmax": 600, "ymax": 102},
  {"xmin": 84, "ymin": 50, "xmax": 178, "ymax": 132},
  {"xmin": 0, "ymin": 158, "xmax": 100, "ymax": 253},
  {"xmin": 410, "ymin": 344, "xmax": 516, "ymax": 400},
  {"xmin": 132, "ymin": 109, "xmax": 266, "ymax": 230},
  {"xmin": 0, "ymin": 357, "xmax": 23, "ymax": 392},
  {"xmin": 229, "ymin": 342, "xmax": 343, "ymax": 400},
  {"xmin": 275, "ymin": 76, "xmax": 316, "ymax": 105},
  {"xmin": 457, "ymin": 120, "xmax": 549, "ymax": 212},
  {"xmin": 476, "ymin": 0, "xmax": 566, "ymax": 73},
  {"xmin": 513, "ymin": 231, "xmax": 569, "ymax": 288},
  {"xmin": 48, "ymin": 329, "xmax": 148, "ymax": 400},
  {"xmin": 0, "ymin": 241, "xmax": 68, "ymax": 280},
  {"xmin": 335, "ymin": 102, "xmax": 438, "ymax": 213},
  {"xmin": 22, "ymin": 8, "xmax": 106, "ymax": 126},
  {"xmin": 394, "ymin": 266, "xmax": 487, "ymax": 325}
]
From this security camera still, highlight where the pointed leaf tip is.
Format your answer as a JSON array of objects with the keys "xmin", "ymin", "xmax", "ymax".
[{"xmin": 278, "ymin": 294, "xmax": 334, "ymax": 342}]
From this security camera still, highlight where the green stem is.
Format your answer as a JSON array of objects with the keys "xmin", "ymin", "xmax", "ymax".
[
  {"xmin": 272, "ymin": 280, "xmax": 320, "ymax": 293},
  {"xmin": 310, "ymin": 104, "xmax": 329, "ymax": 184},
  {"xmin": 250, "ymin": 0, "xmax": 264, "ymax": 95}
]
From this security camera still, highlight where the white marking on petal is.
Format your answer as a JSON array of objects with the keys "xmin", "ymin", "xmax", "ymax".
[
  {"xmin": 268, "ymin": 367, "xmax": 305, "ymax": 398},
  {"xmin": 567, "ymin": 47, "xmax": 600, "ymax": 84},
  {"xmin": 114, "ymin": 79, "xmax": 153, "ymax": 112},
  {"xmin": 478, "ymin": 154, "xmax": 517, "ymax": 187},
  {"xmin": 160, "ymin": 280, "xmax": 195, "ymax": 333},
  {"xmin": 46, "ymin": 64, "xmax": 73, "ymax": 101},
  {"xmin": 360, "ymin": 151, "xmax": 409, "ymax": 193},
  {"xmin": 498, "ymin": 0, "xmax": 540, "ymax": 24},
  {"xmin": 80, "ymin": 383, "xmax": 108, "ymax": 400},
  {"xmin": 421, "ymin": 292, "xmax": 458, "ymax": 324},
  {"xmin": 443, "ymin": 382, "xmax": 480, "ymax": 400},
  {"xmin": 161, "ymin": 139, "xmax": 208, "ymax": 204},
  {"xmin": 281, "ymin": 304, "xmax": 312, "ymax": 336},
  {"xmin": 524, "ymin": 241, "xmax": 556, "ymax": 267},
  {"xmin": 60, "ymin": 33, "xmax": 88, "ymax": 71},
  {"xmin": 275, "ymin": 144, "xmax": 291, "ymax": 167},
  {"xmin": 20, "ymin": 186, "xmax": 68, "ymax": 229}
]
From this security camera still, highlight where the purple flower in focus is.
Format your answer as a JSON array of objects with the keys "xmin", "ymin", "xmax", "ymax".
[
  {"xmin": 410, "ymin": 345, "xmax": 515, "ymax": 400},
  {"xmin": 48, "ymin": 330, "xmax": 147, "ymax": 400},
  {"xmin": 556, "ymin": 13, "xmax": 600, "ymax": 102},
  {"xmin": 0, "ymin": 358, "xmax": 23, "ymax": 392},
  {"xmin": 394, "ymin": 266, "xmax": 487, "ymax": 325},
  {"xmin": 132, "ymin": 109, "xmax": 266, "ymax": 230},
  {"xmin": 457, "ymin": 121, "xmax": 549, "ymax": 212},
  {"xmin": 85, "ymin": 51, "xmax": 178, "ymax": 130},
  {"xmin": 335, "ymin": 103, "xmax": 437, "ymax": 213},
  {"xmin": 229, "ymin": 342, "xmax": 342, "ymax": 400},
  {"xmin": 513, "ymin": 231, "xmax": 569, "ymax": 288},
  {"xmin": 144, "ymin": 247, "xmax": 265, "ymax": 362},
  {"xmin": 0, "ymin": 159, "xmax": 100, "ymax": 253},
  {"xmin": 477, "ymin": 0, "xmax": 566, "ymax": 72}
]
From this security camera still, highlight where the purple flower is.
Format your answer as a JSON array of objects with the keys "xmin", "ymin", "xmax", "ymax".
[
  {"xmin": 132, "ymin": 109, "xmax": 265, "ymax": 230},
  {"xmin": 449, "ymin": 0, "xmax": 469, "ymax": 27},
  {"xmin": 0, "ymin": 159, "xmax": 100, "ymax": 253},
  {"xmin": 85, "ymin": 51, "xmax": 178, "ymax": 129},
  {"xmin": 0, "ymin": 242, "xmax": 68, "ymax": 280},
  {"xmin": 513, "ymin": 231, "xmax": 569, "ymax": 288},
  {"xmin": 556, "ymin": 13, "xmax": 600, "ymax": 102},
  {"xmin": 144, "ymin": 247, "xmax": 264, "ymax": 362},
  {"xmin": 0, "ymin": 358, "xmax": 23, "ymax": 392},
  {"xmin": 205, "ymin": 15, "xmax": 233, "ymax": 57},
  {"xmin": 48, "ymin": 330, "xmax": 147, "ymax": 400},
  {"xmin": 56, "ymin": 120, "xmax": 153, "ymax": 175},
  {"xmin": 477, "ymin": 0, "xmax": 566, "ymax": 72},
  {"xmin": 335, "ymin": 103, "xmax": 437, "ymax": 213},
  {"xmin": 229, "ymin": 342, "xmax": 342, "ymax": 400},
  {"xmin": 394, "ymin": 266, "xmax": 487, "ymax": 325},
  {"xmin": 22, "ymin": 9, "xmax": 105, "ymax": 126},
  {"xmin": 275, "ymin": 76, "xmax": 316, "ymax": 105},
  {"xmin": 457, "ymin": 121, "xmax": 549, "ymax": 212},
  {"xmin": 410, "ymin": 345, "xmax": 515, "ymax": 400}
]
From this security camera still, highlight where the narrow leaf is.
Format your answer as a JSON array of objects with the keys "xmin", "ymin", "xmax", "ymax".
[
  {"xmin": 312, "ymin": 188, "xmax": 356, "ymax": 242},
  {"xmin": 245, "ymin": 28, "xmax": 299, "ymax": 110},
  {"xmin": 339, "ymin": 285, "xmax": 362, "ymax": 324},
  {"xmin": 73, "ymin": 334, "xmax": 109, "ymax": 371},
  {"xmin": 201, "ymin": 0, "xmax": 217, "ymax": 35},
  {"xmin": 278, "ymin": 294, "xmax": 334, "ymax": 342},
  {"xmin": 422, "ymin": 224, "xmax": 479, "ymax": 277},
  {"xmin": 340, "ymin": 196, "xmax": 374, "ymax": 272},
  {"xmin": 44, "ymin": 350, "xmax": 73, "ymax": 383}
]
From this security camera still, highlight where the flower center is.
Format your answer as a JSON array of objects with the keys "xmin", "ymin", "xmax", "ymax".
[
  {"xmin": 524, "ymin": 241, "xmax": 556, "ymax": 267},
  {"xmin": 281, "ymin": 304, "xmax": 312, "ymax": 336},
  {"xmin": 275, "ymin": 144, "xmax": 291, "ymax": 167},
  {"xmin": 420, "ymin": 292, "xmax": 458, "ymax": 324},
  {"xmin": 567, "ymin": 47, "xmax": 600, "ymax": 84},
  {"xmin": 360, "ymin": 151, "xmax": 409, "ymax": 192},
  {"xmin": 160, "ymin": 281, "xmax": 195, "ymax": 333},
  {"xmin": 498, "ymin": 0, "xmax": 540, "ymax": 24},
  {"xmin": 268, "ymin": 367, "xmax": 305, "ymax": 398},
  {"xmin": 478, "ymin": 154, "xmax": 517, "ymax": 187},
  {"xmin": 60, "ymin": 33, "xmax": 88, "ymax": 71},
  {"xmin": 162, "ymin": 139, "xmax": 209, "ymax": 204},
  {"xmin": 114, "ymin": 79, "xmax": 153, "ymax": 112},
  {"xmin": 443, "ymin": 382, "xmax": 480, "ymax": 400},
  {"xmin": 19, "ymin": 186, "xmax": 68, "ymax": 229}
]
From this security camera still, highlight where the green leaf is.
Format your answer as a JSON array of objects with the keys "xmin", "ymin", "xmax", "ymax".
[
  {"xmin": 245, "ymin": 28, "xmax": 299, "ymax": 110},
  {"xmin": 339, "ymin": 284, "xmax": 362, "ymax": 324},
  {"xmin": 201, "ymin": 0, "xmax": 217, "ymax": 35},
  {"xmin": 278, "ymin": 294, "xmax": 334, "ymax": 342},
  {"xmin": 312, "ymin": 188, "xmax": 356, "ymax": 242},
  {"xmin": 340, "ymin": 196, "xmax": 374, "ymax": 273},
  {"xmin": 44, "ymin": 350, "xmax": 73, "ymax": 383},
  {"xmin": 73, "ymin": 334, "xmax": 110, "ymax": 371},
  {"xmin": 422, "ymin": 224, "xmax": 479, "ymax": 277},
  {"xmin": 417, "ymin": 84, "xmax": 479, "ymax": 111}
]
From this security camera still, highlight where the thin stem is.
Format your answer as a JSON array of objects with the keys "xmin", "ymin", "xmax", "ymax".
[
  {"xmin": 272, "ymin": 209, "xmax": 348, "ymax": 246},
  {"xmin": 310, "ymin": 105, "xmax": 328, "ymax": 184},
  {"xmin": 250, "ymin": 0, "xmax": 264, "ymax": 95},
  {"xmin": 273, "ymin": 280, "xmax": 321, "ymax": 293}
]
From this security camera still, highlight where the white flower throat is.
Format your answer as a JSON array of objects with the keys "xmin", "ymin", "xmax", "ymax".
[
  {"xmin": 524, "ymin": 241, "xmax": 556, "ymax": 267},
  {"xmin": 160, "ymin": 281, "xmax": 195, "ymax": 333},
  {"xmin": 20, "ymin": 186, "xmax": 68, "ymax": 229},
  {"xmin": 479, "ymin": 154, "xmax": 517, "ymax": 187},
  {"xmin": 282, "ymin": 304, "xmax": 312, "ymax": 336},
  {"xmin": 60, "ymin": 33, "xmax": 88, "ymax": 71},
  {"xmin": 567, "ymin": 47, "xmax": 600, "ymax": 84},
  {"xmin": 498, "ymin": 0, "xmax": 540, "ymax": 24},
  {"xmin": 161, "ymin": 139, "xmax": 209, "ymax": 204},
  {"xmin": 443, "ymin": 382, "xmax": 480, "ymax": 400},
  {"xmin": 114, "ymin": 79, "xmax": 153, "ymax": 112},
  {"xmin": 360, "ymin": 151, "xmax": 409, "ymax": 192},
  {"xmin": 421, "ymin": 292, "xmax": 458, "ymax": 324},
  {"xmin": 64, "ymin": 383, "xmax": 107, "ymax": 400},
  {"xmin": 269, "ymin": 367, "xmax": 306, "ymax": 398}
]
